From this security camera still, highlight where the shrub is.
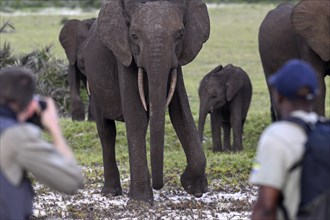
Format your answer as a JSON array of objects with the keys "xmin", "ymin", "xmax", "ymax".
[{"xmin": 0, "ymin": 43, "xmax": 70, "ymax": 116}]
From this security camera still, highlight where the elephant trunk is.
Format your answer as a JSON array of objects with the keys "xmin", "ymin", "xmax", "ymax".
[
  {"xmin": 138, "ymin": 68, "xmax": 177, "ymax": 112},
  {"xmin": 146, "ymin": 64, "xmax": 175, "ymax": 190},
  {"xmin": 198, "ymin": 102, "xmax": 208, "ymax": 143}
]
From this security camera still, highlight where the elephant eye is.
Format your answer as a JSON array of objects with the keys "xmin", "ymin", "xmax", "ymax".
[
  {"xmin": 131, "ymin": 33, "xmax": 139, "ymax": 40},
  {"xmin": 209, "ymin": 90, "xmax": 217, "ymax": 98},
  {"xmin": 175, "ymin": 30, "xmax": 184, "ymax": 42}
]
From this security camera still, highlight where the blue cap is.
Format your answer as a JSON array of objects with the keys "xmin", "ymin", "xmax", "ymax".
[{"xmin": 268, "ymin": 59, "xmax": 319, "ymax": 100}]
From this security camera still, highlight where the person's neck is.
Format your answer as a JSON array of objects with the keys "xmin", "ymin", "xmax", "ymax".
[{"xmin": 280, "ymin": 104, "xmax": 311, "ymax": 119}]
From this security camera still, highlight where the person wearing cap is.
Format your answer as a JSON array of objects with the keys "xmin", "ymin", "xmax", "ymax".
[{"xmin": 249, "ymin": 59, "xmax": 320, "ymax": 220}]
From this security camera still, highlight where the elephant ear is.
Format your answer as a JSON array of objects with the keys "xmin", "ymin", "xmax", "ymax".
[
  {"xmin": 97, "ymin": 0, "xmax": 132, "ymax": 66},
  {"xmin": 292, "ymin": 0, "xmax": 330, "ymax": 61},
  {"xmin": 59, "ymin": 19, "xmax": 89, "ymax": 65},
  {"xmin": 225, "ymin": 66, "xmax": 244, "ymax": 102},
  {"xmin": 179, "ymin": 0, "xmax": 210, "ymax": 66},
  {"xmin": 83, "ymin": 18, "xmax": 96, "ymax": 29}
]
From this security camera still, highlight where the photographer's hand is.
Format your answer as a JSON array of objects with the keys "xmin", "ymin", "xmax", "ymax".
[{"xmin": 40, "ymin": 97, "xmax": 74, "ymax": 160}]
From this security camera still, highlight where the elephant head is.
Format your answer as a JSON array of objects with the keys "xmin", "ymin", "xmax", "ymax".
[
  {"xmin": 292, "ymin": 0, "xmax": 330, "ymax": 62},
  {"xmin": 97, "ymin": 0, "xmax": 210, "ymax": 189},
  {"xmin": 198, "ymin": 64, "xmax": 245, "ymax": 141},
  {"xmin": 59, "ymin": 18, "xmax": 96, "ymax": 66}
]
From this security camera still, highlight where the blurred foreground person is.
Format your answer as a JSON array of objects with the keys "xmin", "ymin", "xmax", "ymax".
[
  {"xmin": 0, "ymin": 67, "xmax": 84, "ymax": 219},
  {"xmin": 249, "ymin": 59, "xmax": 330, "ymax": 220}
]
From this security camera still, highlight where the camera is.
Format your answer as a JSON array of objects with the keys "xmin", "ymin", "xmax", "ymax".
[
  {"xmin": 37, "ymin": 99, "xmax": 47, "ymax": 111},
  {"xmin": 27, "ymin": 96, "xmax": 47, "ymax": 128}
]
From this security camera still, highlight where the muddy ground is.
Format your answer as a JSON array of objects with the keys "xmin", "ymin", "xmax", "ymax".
[{"xmin": 31, "ymin": 167, "xmax": 257, "ymax": 220}]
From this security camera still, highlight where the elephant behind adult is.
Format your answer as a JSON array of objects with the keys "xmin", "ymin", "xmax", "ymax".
[
  {"xmin": 259, "ymin": 0, "xmax": 330, "ymax": 121},
  {"xmin": 84, "ymin": 0, "xmax": 209, "ymax": 204},
  {"xmin": 59, "ymin": 18, "xmax": 95, "ymax": 121},
  {"xmin": 198, "ymin": 64, "xmax": 252, "ymax": 152}
]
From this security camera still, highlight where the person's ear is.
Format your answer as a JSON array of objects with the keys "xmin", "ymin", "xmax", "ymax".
[
  {"xmin": 27, "ymin": 100, "xmax": 40, "ymax": 117},
  {"xmin": 271, "ymin": 89, "xmax": 286, "ymax": 110},
  {"xmin": 18, "ymin": 100, "xmax": 38, "ymax": 122},
  {"xmin": 277, "ymin": 92, "xmax": 285, "ymax": 104}
]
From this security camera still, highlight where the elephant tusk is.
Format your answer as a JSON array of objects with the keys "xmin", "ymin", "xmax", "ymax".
[
  {"xmin": 165, "ymin": 68, "xmax": 177, "ymax": 108},
  {"xmin": 138, "ymin": 68, "xmax": 148, "ymax": 111},
  {"xmin": 86, "ymin": 80, "xmax": 91, "ymax": 96}
]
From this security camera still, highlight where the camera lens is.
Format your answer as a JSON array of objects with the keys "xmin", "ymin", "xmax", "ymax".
[{"xmin": 38, "ymin": 100, "xmax": 47, "ymax": 111}]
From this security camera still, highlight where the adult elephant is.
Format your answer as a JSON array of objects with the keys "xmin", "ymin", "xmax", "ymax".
[
  {"xmin": 59, "ymin": 18, "xmax": 95, "ymax": 121},
  {"xmin": 259, "ymin": 0, "xmax": 330, "ymax": 121},
  {"xmin": 198, "ymin": 64, "xmax": 252, "ymax": 152},
  {"xmin": 84, "ymin": 0, "xmax": 209, "ymax": 204}
]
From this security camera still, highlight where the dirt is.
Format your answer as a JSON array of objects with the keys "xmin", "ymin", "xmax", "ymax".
[{"xmin": 30, "ymin": 168, "xmax": 257, "ymax": 220}]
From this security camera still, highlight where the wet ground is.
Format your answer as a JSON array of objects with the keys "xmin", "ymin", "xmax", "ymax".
[{"xmin": 31, "ymin": 168, "xmax": 257, "ymax": 220}]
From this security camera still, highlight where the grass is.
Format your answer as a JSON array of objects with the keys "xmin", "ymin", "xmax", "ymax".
[{"xmin": 1, "ymin": 3, "xmax": 329, "ymax": 190}]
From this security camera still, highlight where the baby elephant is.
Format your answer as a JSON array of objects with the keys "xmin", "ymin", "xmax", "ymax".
[{"xmin": 198, "ymin": 64, "xmax": 252, "ymax": 152}]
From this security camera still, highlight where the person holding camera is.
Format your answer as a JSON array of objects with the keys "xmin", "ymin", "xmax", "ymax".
[{"xmin": 0, "ymin": 67, "xmax": 84, "ymax": 219}]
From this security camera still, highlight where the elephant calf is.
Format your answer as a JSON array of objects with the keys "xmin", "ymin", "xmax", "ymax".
[{"xmin": 198, "ymin": 64, "xmax": 252, "ymax": 152}]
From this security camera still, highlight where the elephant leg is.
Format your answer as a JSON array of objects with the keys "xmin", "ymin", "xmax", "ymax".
[
  {"xmin": 266, "ymin": 84, "xmax": 279, "ymax": 121},
  {"xmin": 81, "ymin": 75, "xmax": 95, "ymax": 121},
  {"xmin": 94, "ymin": 112, "xmax": 122, "ymax": 196},
  {"xmin": 210, "ymin": 110, "xmax": 222, "ymax": 152},
  {"xmin": 69, "ymin": 65, "xmax": 85, "ymax": 121},
  {"xmin": 270, "ymin": 97, "xmax": 278, "ymax": 121},
  {"xmin": 230, "ymin": 108, "xmax": 243, "ymax": 151},
  {"xmin": 169, "ymin": 69, "xmax": 207, "ymax": 198},
  {"xmin": 87, "ymin": 99, "xmax": 95, "ymax": 121},
  {"xmin": 223, "ymin": 122, "xmax": 231, "ymax": 151},
  {"xmin": 118, "ymin": 65, "xmax": 153, "ymax": 204},
  {"xmin": 300, "ymin": 45, "xmax": 326, "ymax": 116}
]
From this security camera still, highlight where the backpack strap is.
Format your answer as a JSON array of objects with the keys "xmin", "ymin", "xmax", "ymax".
[
  {"xmin": 285, "ymin": 116, "xmax": 330, "ymax": 173},
  {"xmin": 284, "ymin": 116, "xmax": 311, "ymax": 134},
  {"xmin": 284, "ymin": 116, "xmax": 313, "ymax": 173},
  {"xmin": 278, "ymin": 116, "xmax": 313, "ymax": 219}
]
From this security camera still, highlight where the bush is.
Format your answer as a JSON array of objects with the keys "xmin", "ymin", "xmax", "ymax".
[{"xmin": 0, "ymin": 43, "xmax": 70, "ymax": 116}]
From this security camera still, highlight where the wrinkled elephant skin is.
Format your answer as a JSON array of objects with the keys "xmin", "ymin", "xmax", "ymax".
[
  {"xmin": 84, "ymin": 0, "xmax": 210, "ymax": 204},
  {"xmin": 259, "ymin": 0, "xmax": 330, "ymax": 121}
]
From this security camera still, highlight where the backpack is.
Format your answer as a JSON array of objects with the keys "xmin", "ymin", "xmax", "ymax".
[
  {"xmin": 284, "ymin": 116, "xmax": 330, "ymax": 220},
  {"xmin": 0, "ymin": 108, "xmax": 34, "ymax": 220}
]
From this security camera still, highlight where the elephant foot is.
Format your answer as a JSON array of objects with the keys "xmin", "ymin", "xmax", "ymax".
[
  {"xmin": 128, "ymin": 187, "xmax": 154, "ymax": 206},
  {"xmin": 232, "ymin": 144, "xmax": 243, "ymax": 152},
  {"xmin": 72, "ymin": 110, "xmax": 85, "ymax": 121},
  {"xmin": 236, "ymin": 146, "xmax": 243, "ymax": 152},
  {"xmin": 213, "ymin": 145, "xmax": 223, "ymax": 152},
  {"xmin": 127, "ymin": 196, "xmax": 154, "ymax": 207},
  {"xmin": 101, "ymin": 185, "xmax": 122, "ymax": 196},
  {"xmin": 180, "ymin": 171, "xmax": 208, "ymax": 198},
  {"xmin": 72, "ymin": 103, "xmax": 85, "ymax": 121},
  {"xmin": 223, "ymin": 147, "xmax": 231, "ymax": 152},
  {"xmin": 87, "ymin": 113, "xmax": 95, "ymax": 121}
]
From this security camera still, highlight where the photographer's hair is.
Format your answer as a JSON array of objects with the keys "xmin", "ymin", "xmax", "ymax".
[{"xmin": 0, "ymin": 67, "xmax": 36, "ymax": 113}]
